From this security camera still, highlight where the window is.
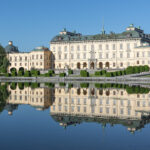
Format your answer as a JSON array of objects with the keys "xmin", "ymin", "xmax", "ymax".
[
  {"xmin": 10, "ymin": 57, "xmax": 12, "ymax": 61},
  {"xmin": 113, "ymin": 44, "xmax": 116, "ymax": 50},
  {"xmin": 106, "ymin": 107, "xmax": 109, "ymax": 114},
  {"xmin": 40, "ymin": 55, "xmax": 42, "ymax": 59},
  {"xmin": 36, "ymin": 55, "xmax": 38, "ymax": 59},
  {"xmin": 59, "ymin": 55, "xmax": 61, "ymax": 59},
  {"xmin": 71, "ymin": 54, "xmax": 74, "ymax": 59},
  {"xmin": 113, "ymin": 53, "xmax": 115, "ymax": 58},
  {"xmin": 106, "ymin": 99, "xmax": 109, "ymax": 105},
  {"xmin": 106, "ymin": 53, "xmax": 109, "ymax": 58},
  {"xmin": 71, "ymin": 106, "xmax": 74, "ymax": 112},
  {"xmin": 65, "ymin": 106, "xmax": 67, "ymax": 112},
  {"xmin": 99, "ymin": 45, "xmax": 102, "ymax": 50},
  {"xmin": 120, "ymin": 53, "xmax": 123, "ymax": 58},
  {"xmin": 53, "ymin": 47, "xmax": 55, "ymax": 52},
  {"xmin": 84, "ymin": 107, "xmax": 86, "ymax": 113},
  {"xmin": 113, "ymin": 108, "xmax": 116, "ymax": 114},
  {"xmin": 91, "ymin": 45, "xmax": 94, "ymax": 50},
  {"xmin": 127, "ymin": 53, "xmax": 130, "ymax": 58},
  {"xmin": 65, "ymin": 98, "xmax": 67, "ymax": 104},
  {"xmin": 77, "ymin": 98, "xmax": 80, "ymax": 105},
  {"xmin": 71, "ymin": 98, "xmax": 74, "ymax": 104},
  {"xmin": 83, "ymin": 45, "xmax": 86, "ymax": 51},
  {"xmin": 64, "ymin": 46, "xmax": 67, "ymax": 51},
  {"xmin": 142, "ymin": 52, "xmax": 145, "ymax": 57},
  {"xmin": 100, "ymin": 107, "xmax": 103, "ymax": 113},
  {"xmin": 25, "ymin": 57, "xmax": 27, "ymax": 61},
  {"xmin": 64, "ymin": 54, "xmax": 67, "ymax": 59},
  {"xmin": 137, "ymin": 52, "xmax": 139, "ymax": 57},
  {"xmin": 83, "ymin": 53, "xmax": 86, "ymax": 59},
  {"xmin": 77, "ymin": 45, "xmax": 80, "ymax": 51},
  {"xmin": 127, "ymin": 43, "xmax": 130, "ymax": 50},
  {"xmin": 71, "ymin": 46, "xmax": 74, "ymax": 51},
  {"xmin": 120, "ymin": 108, "xmax": 124, "ymax": 114},
  {"xmin": 84, "ymin": 98, "xmax": 86, "ymax": 105},
  {"xmin": 148, "ymin": 52, "xmax": 150, "ymax": 57},
  {"xmin": 113, "ymin": 63, "xmax": 115, "ymax": 67},
  {"xmin": 120, "ymin": 62, "xmax": 123, "ymax": 67},
  {"xmin": 77, "ymin": 106, "xmax": 80, "ymax": 112},
  {"xmin": 58, "ymin": 46, "xmax": 61, "ymax": 51},
  {"xmin": 99, "ymin": 53, "xmax": 102, "ymax": 58},
  {"xmin": 32, "ymin": 55, "xmax": 34, "ymax": 59},
  {"xmin": 120, "ymin": 44, "xmax": 123, "ymax": 50},
  {"xmin": 113, "ymin": 99, "xmax": 116, "ymax": 105},
  {"xmin": 106, "ymin": 44, "xmax": 109, "ymax": 50},
  {"xmin": 134, "ymin": 43, "xmax": 137, "ymax": 47},
  {"xmin": 77, "ymin": 53, "xmax": 80, "ymax": 59}
]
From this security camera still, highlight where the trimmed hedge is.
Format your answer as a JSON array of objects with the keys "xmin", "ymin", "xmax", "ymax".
[
  {"xmin": 24, "ymin": 71, "xmax": 31, "ymax": 77},
  {"xmin": 80, "ymin": 70, "xmax": 89, "ymax": 77},
  {"xmin": 80, "ymin": 83, "xmax": 89, "ymax": 88},
  {"xmin": 68, "ymin": 69, "xmax": 73, "ymax": 75},
  {"xmin": 59, "ymin": 73, "xmax": 66, "ymax": 77}
]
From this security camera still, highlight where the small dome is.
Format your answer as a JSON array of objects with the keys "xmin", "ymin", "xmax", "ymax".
[{"xmin": 5, "ymin": 41, "xmax": 19, "ymax": 53}]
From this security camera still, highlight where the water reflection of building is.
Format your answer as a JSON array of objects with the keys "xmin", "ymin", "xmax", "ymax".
[
  {"xmin": 50, "ymin": 87, "xmax": 150, "ymax": 133},
  {"xmin": 6, "ymin": 85, "xmax": 55, "ymax": 115}
]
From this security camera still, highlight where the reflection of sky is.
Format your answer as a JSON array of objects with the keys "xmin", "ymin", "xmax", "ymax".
[{"xmin": 0, "ymin": 105, "xmax": 150, "ymax": 150}]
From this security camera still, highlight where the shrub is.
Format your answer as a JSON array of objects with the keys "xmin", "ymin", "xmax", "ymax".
[
  {"xmin": 24, "ymin": 71, "xmax": 31, "ymax": 77},
  {"xmin": 80, "ymin": 70, "xmax": 89, "ymax": 77},
  {"xmin": 68, "ymin": 83, "xmax": 73, "ymax": 88},
  {"xmin": 11, "ymin": 71, "xmax": 17, "ymax": 77},
  {"xmin": 105, "ymin": 72, "xmax": 113, "ymax": 77},
  {"xmin": 31, "ymin": 83, "xmax": 40, "ymax": 89},
  {"xmin": 45, "ymin": 83, "xmax": 55, "ymax": 88},
  {"xmin": 144, "ymin": 65, "xmax": 149, "ymax": 72},
  {"xmin": 18, "ymin": 82, "xmax": 24, "ymax": 90},
  {"xmin": 59, "ymin": 82, "xmax": 66, "ymax": 86},
  {"xmin": 31, "ymin": 69, "xmax": 40, "ymax": 77},
  {"xmin": 10, "ymin": 68, "xmax": 17, "ymax": 73},
  {"xmin": 95, "ymin": 71, "xmax": 101, "ymax": 76},
  {"xmin": 24, "ymin": 82, "xmax": 31, "ymax": 87},
  {"xmin": 5, "ymin": 73, "xmax": 11, "ymax": 77},
  {"xmin": 48, "ymin": 70, "xmax": 55, "ymax": 74},
  {"xmin": 59, "ymin": 73, "xmax": 66, "ymax": 77},
  {"xmin": 101, "ymin": 70, "xmax": 107, "ymax": 75},
  {"xmin": 10, "ymin": 82, "xmax": 17, "ymax": 90},
  {"xmin": 68, "ymin": 69, "xmax": 73, "ymax": 75},
  {"xmin": 18, "ymin": 70, "xmax": 24, "ymax": 76},
  {"xmin": 80, "ymin": 83, "xmax": 89, "ymax": 88}
]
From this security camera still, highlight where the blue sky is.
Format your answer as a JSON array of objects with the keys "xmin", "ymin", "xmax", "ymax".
[{"xmin": 0, "ymin": 0, "xmax": 150, "ymax": 52}]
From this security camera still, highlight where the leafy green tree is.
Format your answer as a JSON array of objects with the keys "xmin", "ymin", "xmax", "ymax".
[{"xmin": 0, "ymin": 45, "xmax": 9, "ymax": 73}]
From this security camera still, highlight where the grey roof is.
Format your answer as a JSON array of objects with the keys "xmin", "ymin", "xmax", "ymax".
[
  {"xmin": 5, "ymin": 44, "xmax": 19, "ymax": 53},
  {"xmin": 51, "ymin": 26, "xmax": 150, "ymax": 43}
]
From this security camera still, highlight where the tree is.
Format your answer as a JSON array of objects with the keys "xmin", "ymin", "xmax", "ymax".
[{"xmin": 0, "ymin": 45, "xmax": 9, "ymax": 73}]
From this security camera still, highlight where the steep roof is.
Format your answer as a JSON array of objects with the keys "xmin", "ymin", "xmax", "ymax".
[{"xmin": 51, "ymin": 25, "xmax": 150, "ymax": 43}]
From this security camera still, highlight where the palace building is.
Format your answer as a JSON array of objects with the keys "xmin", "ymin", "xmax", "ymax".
[
  {"xmin": 50, "ymin": 86, "xmax": 150, "ymax": 132},
  {"xmin": 50, "ymin": 24, "xmax": 150, "ymax": 70},
  {"xmin": 6, "ymin": 41, "xmax": 52, "ymax": 71}
]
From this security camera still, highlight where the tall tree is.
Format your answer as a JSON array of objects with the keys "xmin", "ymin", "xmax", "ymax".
[{"xmin": 0, "ymin": 45, "xmax": 9, "ymax": 73}]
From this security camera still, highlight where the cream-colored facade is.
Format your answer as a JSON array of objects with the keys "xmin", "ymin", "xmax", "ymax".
[
  {"xmin": 50, "ymin": 25, "xmax": 150, "ymax": 70},
  {"xmin": 6, "ymin": 42, "xmax": 52, "ymax": 71},
  {"xmin": 50, "ymin": 86, "xmax": 150, "ymax": 131},
  {"xmin": 6, "ymin": 85, "xmax": 54, "ymax": 114}
]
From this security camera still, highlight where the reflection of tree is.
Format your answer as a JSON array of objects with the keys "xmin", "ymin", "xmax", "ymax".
[{"xmin": 0, "ymin": 84, "xmax": 9, "ymax": 112}]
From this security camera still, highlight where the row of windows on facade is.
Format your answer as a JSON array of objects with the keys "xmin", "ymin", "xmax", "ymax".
[
  {"xmin": 57, "ymin": 89, "xmax": 150, "ymax": 98},
  {"xmin": 58, "ymin": 60, "xmax": 150, "ymax": 69},
  {"xmin": 52, "ymin": 43, "xmax": 137, "ymax": 52},
  {"xmin": 9, "ymin": 55, "xmax": 49, "ymax": 61},
  {"xmin": 9, "ymin": 95, "xmax": 43, "ymax": 102},
  {"xmin": 53, "ymin": 105, "xmax": 138, "ymax": 116},
  {"xmin": 57, "ymin": 51, "xmax": 150, "ymax": 60},
  {"xmin": 12, "ymin": 90, "xmax": 44, "ymax": 95},
  {"xmin": 57, "ymin": 97, "xmax": 150, "ymax": 107},
  {"xmin": 10, "ymin": 62, "xmax": 48, "ymax": 67}
]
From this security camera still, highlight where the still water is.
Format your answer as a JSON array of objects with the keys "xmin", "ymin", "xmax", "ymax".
[{"xmin": 0, "ymin": 82, "xmax": 150, "ymax": 150}]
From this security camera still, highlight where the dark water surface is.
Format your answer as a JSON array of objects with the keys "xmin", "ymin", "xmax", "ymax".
[{"xmin": 0, "ymin": 82, "xmax": 150, "ymax": 150}]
